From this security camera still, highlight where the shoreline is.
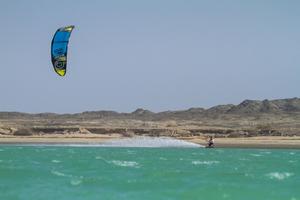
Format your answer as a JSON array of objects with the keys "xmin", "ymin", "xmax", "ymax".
[
  {"xmin": 1, "ymin": 135, "xmax": 300, "ymax": 149},
  {"xmin": 185, "ymin": 136, "xmax": 300, "ymax": 149}
]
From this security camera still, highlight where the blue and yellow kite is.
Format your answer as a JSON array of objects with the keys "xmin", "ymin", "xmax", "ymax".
[{"xmin": 51, "ymin": 25, "xmax": 75, "ymax": 76}]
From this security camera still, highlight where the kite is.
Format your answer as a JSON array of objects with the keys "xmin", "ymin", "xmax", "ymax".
[{"xmin": 51, "ymin": 25, "xmax": 75, "ymax": 76}]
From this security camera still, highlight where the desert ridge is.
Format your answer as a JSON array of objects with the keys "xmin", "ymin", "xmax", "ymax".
[{"xmin": 1, "ymin": 98, "xmax": 300, "ymax": 148}]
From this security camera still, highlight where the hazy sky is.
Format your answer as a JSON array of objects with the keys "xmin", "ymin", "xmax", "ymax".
[{"xmin": 0, "ymin": 0, "xmax": 299, "ymax": 113}]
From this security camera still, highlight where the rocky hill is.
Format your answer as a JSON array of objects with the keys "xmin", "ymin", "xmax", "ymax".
[
  {"xmin": 0, "ymin": 97, "xmax": 299, "ymax": 120},
  {"xmin": 1, "ymin": 98, "xmax": 300, "ymax": 138}
]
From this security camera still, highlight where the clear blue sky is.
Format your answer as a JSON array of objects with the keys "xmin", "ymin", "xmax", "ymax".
[{"xmin": 0, "ymin": 0, "xmax": 299, "ymax": 113}]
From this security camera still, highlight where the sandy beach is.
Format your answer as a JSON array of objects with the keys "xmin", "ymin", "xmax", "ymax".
[{"xmin": 1, "ymin": 135, "xmax": 300, "ymax": 149}]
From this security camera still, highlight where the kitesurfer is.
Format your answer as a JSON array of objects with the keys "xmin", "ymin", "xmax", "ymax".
[{"xmin": 206, "ymin": 136, "xmax": 214, "ymax": 148}]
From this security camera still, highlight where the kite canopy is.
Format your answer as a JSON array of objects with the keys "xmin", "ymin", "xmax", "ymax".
[{"xmin": 51, "ymin": 25, "xmax": 75, "ymax": 76}]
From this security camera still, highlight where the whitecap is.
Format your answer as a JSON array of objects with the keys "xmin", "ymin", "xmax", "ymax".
[
  {"xmin": 192, "ymin": 160, "xmax": 219, "ymax": 165},
  {"xmin": 70, "ymin": 179, "xmax": 82, "ymax": 186},
  {"xmin": 51, "ymin": 170, "xmax": 67, "ymax": 177},
  {"xmin": 110, "ymin": 160, "xmax": 140, "ymax": 168},
  {"xmin": 127, "ymin": 179, "xmax": 137, "ymax": 183},
  {"xmin": 51, "ymin": 160, "xmax": 61, "ymax": 163},
  {"xmin": 95, "ymin": 156, "xmax": 103, "ymax": 160},
  {"xmin": 244, "ymin": 173, "xmax": 251, "ymax": 177},
  {"xmin": 126, "ymin": 150, "xmax": 136, "ymax": 154},
  {"xmin": 289, "ymin": 152, "xmax": 296, "ymax": 155},
  {"xmin": 159, "ymin": 157, "xmax": 167, "ymax": 160},
  {"xmin": 266, "ymin": 172, "xmax": 293, "ymax": 180},
  {"xmin": 261, "ymin": 151, "xmax": 271, "ymax": 154},
  {"xmin": 250, "ymin": 154, "xmax": 262, "ymax": 157}
]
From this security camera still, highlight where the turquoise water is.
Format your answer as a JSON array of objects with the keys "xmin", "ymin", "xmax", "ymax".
[{"xmin": 0, "ymin": 146, "xmax": 299, "ymax": 200}]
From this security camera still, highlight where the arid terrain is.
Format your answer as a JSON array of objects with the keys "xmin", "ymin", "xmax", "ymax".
[{"xmin": 1, "ymin": 98, "xmax": 300, "ymax": 148}]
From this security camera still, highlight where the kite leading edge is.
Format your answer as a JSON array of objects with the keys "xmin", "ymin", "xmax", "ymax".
[{"xmin": 51, "ymin": 25, "xmax": 75, "ymax": 76}]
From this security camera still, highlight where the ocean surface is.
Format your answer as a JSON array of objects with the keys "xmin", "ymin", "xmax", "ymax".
[{"xmin": 0, "ymin": 143, "xmax": 299, "ymax": 200}]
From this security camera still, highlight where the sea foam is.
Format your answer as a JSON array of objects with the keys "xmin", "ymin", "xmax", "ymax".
[
  {"xmin": 51, "ymin": 160, "xmax": 61, "ymax": 163},
  {"xmin": 110, "ymin": 160, "xmax": 140, "ymax": 168},
  {"xmin": 192, "ymin": 160, "xmax": 220, "ymax": 165},
  {"xmin": 51, "ymin": 170, "xmax": 67, "ymax": 177},
  {"xmin": 70, "ymin": 179, "xmax": 82, "ymax": 186},
  {"xmin": 250, "ymin": 154, "xmax": 262, "ymax": 157},
  {"xmin": 266, "ymin": 172, "xmax": 294, "ymax": 180},
  {"xmin": 100, "ymin": 136, "xmax": 202, "ymax": 148}
]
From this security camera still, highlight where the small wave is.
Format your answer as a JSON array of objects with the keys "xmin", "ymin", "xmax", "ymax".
[
  {"xmin": 95, "ymin": 156, "xmax": 103, "ymax": 160},
  {"xmin": 126, "ymin": 150, "xmax": 136, "ymax": 154},
  {"xmin": 31, "ymin": 161, "xmax": 40, "ymax": 165},
  {"xmin": 70, "ymin": 179, "xmax": 82, "ymax": 186},
  {"xmin": 215, "ymin": 149, "xmax": 224, "ymax": 153},
  {"xmin": 289, "ymin": 152, "xmax": 296, "ymax": 155},
  {"xmin": 261, "ymin": 151, "xmax": 271, "ymax": 154},
  {"xmin": 250, "ymin": 154, "xmax": 262, "ymax": 157},
  {"xmin": 51, "ymin": 170, "xmax": 83, "ymax": 185},
  {"xmin": 127, "ymin": 179, "xmax": 137, "ymax": 183},
  {"xmin": 159, "ymin": 157, "xmax": 167, "ymax": 160},
  {"xmin": 0, "ymin": 149, "xmax": 3, "ymax": 151},
  {"xmin": 51, "ymin": 160, "xmax": 61, "ymax": 163},
  {"xmin": 244, "ymin": 173, "xmax": 253, "ymax": 178},
  {"xmin": 68, "ymin": 149, "xmax": 75, "ymax": 153},
  {"xmin": 110, "ymin": 160, "xmax": 140, "ymax": 168},
  {"xmin": 51, "ymin": 170, "xmax": 67, "ymax": 177},
  {"xmin": 266, "ymin": 172, "xmax": 293, "ymax": 180},
  {"xmin": 192, "ymin": 160, "xmax": 219, "ymax": 165},
  {"xmin": 239, "ymin": 158, "xmax": 249, "ymax": 161}
]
